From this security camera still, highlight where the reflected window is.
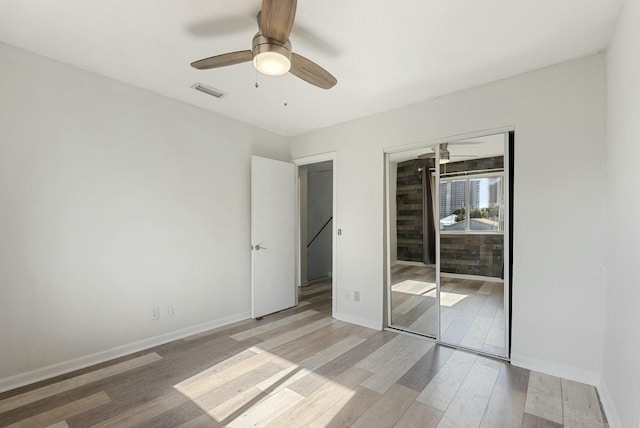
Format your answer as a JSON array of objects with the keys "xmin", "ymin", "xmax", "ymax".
[
  {"xmin": 439, "ymin": 179, "xmax": 467, "ymax": 230},
  {"xmin": 440, "ymin": 175, "xmax": 504, "ymax": 233}
]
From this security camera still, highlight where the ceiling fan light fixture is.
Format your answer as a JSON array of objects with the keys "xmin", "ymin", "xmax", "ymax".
[
  {"xmin": 253, "ymin": 51, "xmax": 291, "ymax": 76},
  {"xmin": 252, "ymin": 34, "xmax": 291, "ymax": 76}
]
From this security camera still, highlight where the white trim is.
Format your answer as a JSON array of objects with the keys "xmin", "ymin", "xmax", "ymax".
[
  {"xmin": 304, "ymin": 276, "xmax": 331, "ymax": 285},
  {"xmin": 384, "ymin": 153, "xmax": 392, "ymax": 328},
  {"xmin": 435, "ymin": 144, "xmax": 442, "ymax": 341},
  {"xmin": 383, "ymin": 126, "xmax": 515, "ymax": 154},
  {"xmin": 294, "ymin": 170, "xmax": 301, "ymax": 300},
  {"xmin": 395, "ymin": 260, "xmax": 436, "ymax": 267},
  {"xmin": 292, "ymin": 152, "xmax": 338, "ymax": 318},
  {"xmin": 293, "ymin": 152, "xmax": 336, "ymax": 167},
  {"xmin": 441, "ymin": 171, "xmax": 504, "ymax": 179},
  {"xmin": 439, "ymin": 127, "xmax": 515, "ymax": 145},
  {"xmin": 597, "ymin": 381, "xmax": 623, "ymax": 428},
  {"xmin": 334, "ymin": 312, "xmax": 382, "ymax": 331},
  {"xmin": 0, "ymin": 311, "xmax": 251, "ymax": 394},
  {"xmin": 510, "ymin": 353, "xmax": 600, "ymax": 386},
  {"xmin": 503, "ymin": 132, "xmax": 511, "ymax": 359},
  {"xmin": 440, "ymin": 231, "xmax": 504, "ymax": 235},
  {"xmin": 440, "ymin": 272, "xmax": 504, "ymax": 282}
]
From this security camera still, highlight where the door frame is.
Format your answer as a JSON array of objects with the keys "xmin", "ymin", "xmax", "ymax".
[
  {"xmin": 293, "ymin": 152, "xmax": 337, "ymax": 318},
  {"xmin": 384, "ymin": 126, "xmax": 513, "ymax": 359}
]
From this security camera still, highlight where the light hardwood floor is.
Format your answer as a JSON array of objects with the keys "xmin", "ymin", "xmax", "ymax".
[
  {"xmin": 0, "ymin": 282, "xmax": 607, "ymax": 427},
  {"xmin": 390, "ymin": 264, "xmax": 506, "ymax": 356}
]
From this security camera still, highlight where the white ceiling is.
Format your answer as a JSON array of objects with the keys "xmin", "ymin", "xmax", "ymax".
[{"xmin": 0, "ymin": 0, "xmax": 620, "ymax": 137}]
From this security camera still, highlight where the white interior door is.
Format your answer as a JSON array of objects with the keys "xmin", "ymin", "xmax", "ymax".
[{"xmin": 251, "ymin": 156, "xmax": 296, "ymax": 318}]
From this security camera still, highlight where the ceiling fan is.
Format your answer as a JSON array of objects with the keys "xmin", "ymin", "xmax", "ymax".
[
  {"xmin": 190, "ymin": 0, "xmax": 337, "ymax": 90},
  {"xmin": 417, "ymin": 143, "xmax": 479, "ymax": 164}
]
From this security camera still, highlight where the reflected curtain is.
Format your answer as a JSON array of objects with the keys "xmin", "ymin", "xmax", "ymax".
[{"xmin": 422, "ymin": 168, "xmax": 436, "ymax": 264}]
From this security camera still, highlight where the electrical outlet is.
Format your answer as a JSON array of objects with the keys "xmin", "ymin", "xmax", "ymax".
[
  {"xmin": 151, "ymin": 306, "xmax": 160, "ymax": 320},
  {"xmin": 354, "ymin": 291, "xmax": 360, "ymax": 302},
  {"xmin": 166, "ymin": 304, "xmax": 174, "ymax": 316}
]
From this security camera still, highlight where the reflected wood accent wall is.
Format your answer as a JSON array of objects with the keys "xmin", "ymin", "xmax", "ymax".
[
  {"xmin": 439, "ymin": 155, "xmax": 505, "ymax": 278},
  {"xmin": 397, "ymin": 156, "xmax": 504, "ymax": 268},
  {"xmin": 396, "ymin": 159, "xmax": 433, "ymax": 262},
  {"xmin": 439, "ymin": 156, "xmax": 504, "ymax": 175},
  {"xmin": 440, "ymin": 234, "xmax": 504, "ymax": 278}
]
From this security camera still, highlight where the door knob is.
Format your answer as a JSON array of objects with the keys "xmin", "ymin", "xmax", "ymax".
[{"xmin": 254, "ymin": 244, "xmax": 267, "ymax": 251}]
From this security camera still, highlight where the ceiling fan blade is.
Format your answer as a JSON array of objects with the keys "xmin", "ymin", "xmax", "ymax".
[
  {"xmin": 191, "ymin": 50, "xmax": 253, "ymax": 70},
  {"xmin": 290, "ymin": 53, "xmax": 337, "ymax": 89},
  {"xmin": 261, "ymin": 0, "xmax": 297, "ymax": 43}
]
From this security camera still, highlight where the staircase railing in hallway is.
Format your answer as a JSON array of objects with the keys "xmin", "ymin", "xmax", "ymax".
[{"xmin": 307, "ymin": 217, "xmax": 333, "ymax": 248}]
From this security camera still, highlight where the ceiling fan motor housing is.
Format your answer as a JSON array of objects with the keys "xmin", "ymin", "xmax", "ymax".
[{"xmin": 252, "ymin": 33, "xmax": 292, "ymax": 75}]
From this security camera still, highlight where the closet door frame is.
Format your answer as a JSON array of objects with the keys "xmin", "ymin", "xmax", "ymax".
[{"xmin": 384, "ymin": 126, "xmax": 513, "ymax": 359}]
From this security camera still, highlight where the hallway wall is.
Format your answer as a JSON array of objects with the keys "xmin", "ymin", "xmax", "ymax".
[{"xmin": 306, "ymin": 162, "xmax": 333, "ymax": 281}]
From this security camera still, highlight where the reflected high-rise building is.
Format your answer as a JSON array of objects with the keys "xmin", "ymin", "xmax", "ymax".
[
  {"xmin": 440, "ymin": 179, "xmax": 480, "ymax": 218},
  {"xmin": 488, "ymin": 180, "xmax": 499, "ymax": 205},
  {"xmin": 469, "ymin": 180, "xmax": 480, "ymax": 209},
  {"xmin": 440, "ymin": 179, "xmax": 470, "ymax": 217}
]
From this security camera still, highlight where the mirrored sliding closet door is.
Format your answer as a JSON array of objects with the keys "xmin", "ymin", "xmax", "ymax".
[
  {"xmin": 387, "ymin": 131, "xmax": 511, "ymax": 359},
  {"xmin": 437, "ymin": 133, "xmax": 509, "ymax": 357},
  {"xmin": 387, "ymin": 147, "xmax": 439, "ymax": 337}
]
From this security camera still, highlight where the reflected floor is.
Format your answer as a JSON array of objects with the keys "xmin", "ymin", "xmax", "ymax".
[
  {"xmin": 390, "ymin": 264, "xmax": 438, "ymax": 337},
  {"xmin": 390, "ymin": 263, "xmax": 505, "ymax": 357},
  {"xmin": 440, "ymin": 275, "xmax": 505, "ymax": 356}
]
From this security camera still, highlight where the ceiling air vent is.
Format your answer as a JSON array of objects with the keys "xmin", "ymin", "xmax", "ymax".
[{"xmin": 192, "ymin": 83, "xmax": 227, "ymax": 99}]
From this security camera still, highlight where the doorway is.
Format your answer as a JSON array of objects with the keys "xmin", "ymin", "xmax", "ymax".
[{"xmin": 295, "ymin": 154, "xmax": 337, "ymax": 317}]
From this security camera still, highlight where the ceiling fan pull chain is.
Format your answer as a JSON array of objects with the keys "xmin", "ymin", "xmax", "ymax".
[{"xmin": 283, "ymin": 75, "xmax": 288, "ymax": 107}]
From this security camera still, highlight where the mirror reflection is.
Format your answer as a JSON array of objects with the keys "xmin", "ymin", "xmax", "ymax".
[
  {"xmin": 388, "ymin": 146, "xmax": 438, "ymax": 337},
  {"xmin": 438, "ymin": 134, "xmax": 506, "ymax": 356}
]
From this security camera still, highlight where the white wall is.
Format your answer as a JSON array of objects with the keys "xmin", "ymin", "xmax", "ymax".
[
  {"xmin": 600, "ymin": 1, "xmax": 640, "ymax": 426},
  {"xmin": 0, "ymin": 44, "xmax": 289, "ymax": 390},
  {"xmin": 290, "ymin": 54, "xmax": 607, "ymax": 384}
]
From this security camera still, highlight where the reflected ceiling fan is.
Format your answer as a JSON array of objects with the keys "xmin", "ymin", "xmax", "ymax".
[
  {"xmin": 417, "ymin": 143, "xmax": 479, "ymax": 164},
  {"xmin": 190, "ymin": 0, "xmax": 337, "ymax": 89}
]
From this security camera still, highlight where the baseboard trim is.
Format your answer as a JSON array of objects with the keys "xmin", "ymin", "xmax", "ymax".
[
  {"xmin": 510, "ymin": 353, "xmax": 599, "ymax": 386},
  {"xmin": 440, "ymin": 272, "xmax": 503, "ymax": 282},
  {"xmin": 305, "ymin": 276, "xmax": 331, "ymax": 285},
  {"xmin": 334, "ymin": 312, "xmax": 382, "ymax": 331},
  {"xmin": 597, "ymin": 381, "xmax": 622, "ymax": 428},
  {"xmin": 395, "ymin": 260, "xmax": 434, "ymax": 267},
  {"xmin": 0, "ymin": 311, "xmax": 251, "ymax": 394}
]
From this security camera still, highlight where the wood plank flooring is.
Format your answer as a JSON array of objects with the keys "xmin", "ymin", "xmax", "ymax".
[
  {"xmin": 0, "ymin": 281, "xmax": 607, "ymax": 427},
  {"xmin": 390, "ymin": 263, "xmax": 506, "ymax": 356}
]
